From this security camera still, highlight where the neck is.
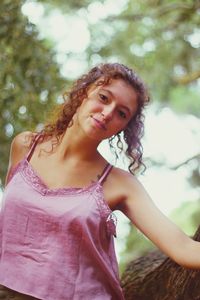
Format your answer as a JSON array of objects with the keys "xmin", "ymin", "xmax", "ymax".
[{"xmin": 56, "ymin": 125, "xmax": 102, "ymax": 163}]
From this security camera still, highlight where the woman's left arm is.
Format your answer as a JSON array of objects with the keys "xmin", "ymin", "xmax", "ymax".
[{"xmin": 118, "ymin": 174, "xmax": 200, "ymax": 269}]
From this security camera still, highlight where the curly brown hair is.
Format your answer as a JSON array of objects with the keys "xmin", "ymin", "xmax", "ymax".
[{"xmin": 37, "ymin": 63, "xmax": 150, "ymax": 174}]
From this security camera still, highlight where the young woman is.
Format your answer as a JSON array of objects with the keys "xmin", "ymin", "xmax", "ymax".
[{"xmin": 0, "ymin": 63, "xmax": 200, "ymax": 300}]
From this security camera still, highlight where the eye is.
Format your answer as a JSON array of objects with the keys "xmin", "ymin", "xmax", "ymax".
[
  {"xmin": 118, "ymin": 110, "xmax": 127, "ymax": 119},
  {"xmin": 99, "ymin": 93, "xmax": 108, "ymax": 103}
]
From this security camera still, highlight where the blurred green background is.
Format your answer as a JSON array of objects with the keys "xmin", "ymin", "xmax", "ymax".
[{"xmin": 0, "ymin": 0, "xmax": 200, "ymax": 273}]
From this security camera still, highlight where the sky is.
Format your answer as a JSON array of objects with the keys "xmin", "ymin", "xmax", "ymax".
[{"xmin": 1, "ymin": 0, "xmax": 199, "ymax": 260}]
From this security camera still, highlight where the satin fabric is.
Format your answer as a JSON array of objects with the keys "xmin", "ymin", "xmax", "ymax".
[{"xmin": 0, "ymin": 136, "xmax": 125, "ymax": 300}]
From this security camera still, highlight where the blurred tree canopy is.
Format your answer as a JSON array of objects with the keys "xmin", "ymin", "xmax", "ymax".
[
  {"xmin": 1, "ymin": 0, "xmax": 199, "ymax": 184},
  {"xmin": 87, "ymin": 0, "xmax": 200, "ymax": 114},
  {"xmin": 0, "ymin": 1, "xmax": 200, "ymax": 270},
  {"xmin": 119, "ymin": 199, "xmax": 200, "ymax": 274},
  {"xmin": 0, "ymin": 0, "xmax": 66, "ymax": 185},
  {"xmin": 0, "ymin": 0, "xmax": 200, "ymax": 280}
]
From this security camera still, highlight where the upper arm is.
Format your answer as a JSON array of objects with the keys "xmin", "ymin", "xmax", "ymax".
[
  {"xmin": 5, "ymin": 131, "xmax": 35, "ymax": 186},
  {"xmin": 117, "ymin": 173, "xmax": 192, "ymax": 266}
]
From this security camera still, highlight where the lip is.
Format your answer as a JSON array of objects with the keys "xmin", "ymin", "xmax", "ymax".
[{"xmin": 91, "ymin": 116, "xmax": 107, "ymax": 130}]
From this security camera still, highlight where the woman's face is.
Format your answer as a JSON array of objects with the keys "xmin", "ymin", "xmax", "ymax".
[{"xmin": 74, "ymin": 78, "xmax": 138, "ymax": 142}]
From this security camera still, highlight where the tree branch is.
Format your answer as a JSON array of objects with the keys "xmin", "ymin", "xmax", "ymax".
[
  {"xmin": 144, "ymin": 153, "xmax": 200, "ymax": 170},
  {"xmin": 174, "ymin": 70, "xmax": 200, "ymax": 85},
  {"xmin": 171, "ymin": 153, "xmax": 200, "ymax": 170},
  {"xmin": 107, "ymin": 2, "xmax": 199, "ymax": 22}
]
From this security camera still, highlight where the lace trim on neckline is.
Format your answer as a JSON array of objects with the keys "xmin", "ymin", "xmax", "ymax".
[
  {"xmin": 18, "ymin": 159, "xmax": 99, "ymax": 196},
  {"xmin": 9, "ymin": 158, "xmax": 118, "ymax": 237}
]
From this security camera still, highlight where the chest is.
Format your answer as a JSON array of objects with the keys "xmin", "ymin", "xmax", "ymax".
[
  {"xmin": 27, "ymin": 156, "xmax": 121, "ymax": 210},
  {"xmin": 3, "ymin": 173, "xmax": 117, "ymax": 253},
  {"xmin": 30, "ymin": 154, "xmax": 99, "ymax": 189}
]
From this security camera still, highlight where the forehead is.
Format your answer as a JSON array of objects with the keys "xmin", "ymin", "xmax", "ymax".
[{"xmin": 92, "ymin": 78, "xmax": 138, "ymax": 114}]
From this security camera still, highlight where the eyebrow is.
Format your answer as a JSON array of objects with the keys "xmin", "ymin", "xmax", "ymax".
[{"xmin": 101, "ymin": 88, "xmax": 132, "ymax": 115}]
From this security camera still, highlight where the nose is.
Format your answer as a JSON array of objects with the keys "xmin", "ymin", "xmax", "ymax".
[{"xmin": 101, "ymin": 104, "xmax": 115, "ymax": 121}]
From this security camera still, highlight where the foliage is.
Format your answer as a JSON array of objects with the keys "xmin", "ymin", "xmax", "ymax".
[
  {"xmin": 81, "ymin": 0, "xmax": 200, "ymax": 267},
  {"xmin": 38, "ymin": 0, "xmax": 97, "ymax": 10},
  {"xmin": 0, "ymin": 0, "xmax": 66, "ymax": 185},
  {"xmin": 119, "ymin": 199, "xmax": 200, "ymax": 273},
  {"xmin": 1, "ymin": 0, "xmax": 199, "ymax": 185},
  {"xmin": 87, "ymin": 0, "xmax": 200, "ymax": 115},
  {"xmin": 119, "ymin": 224, "xmax": 155, "ymax": 274},
  {"xmin": 0, "ymin": 0, "xmax": 200, "ymax": 269},
  {"xmin": 170, "ymin": 199, "xmax": 200, "ymax": 235}
]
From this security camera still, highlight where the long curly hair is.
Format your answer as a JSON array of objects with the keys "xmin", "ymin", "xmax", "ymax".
[{"xmin": 36, "ymin": 63, "xmax": 150, "ymax": 174}]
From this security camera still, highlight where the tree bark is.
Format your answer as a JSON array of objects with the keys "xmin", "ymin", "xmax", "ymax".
[{"xmin": 121, "ymin": 225, "xmax": 200, "ymax": 300}]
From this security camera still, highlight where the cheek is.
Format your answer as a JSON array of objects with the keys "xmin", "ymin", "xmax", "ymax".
[
  {"xmin": 86, "ymin": 98, "xmax": 102, "ymax": 113},
  {"xmin": 76, "ymin": 99, "xmax": 101, "ymax": 122},
  {"xmin": 77, "ymin": 100, "xmax": 90, "ymax": 116},
  {"xmin": 114, "ymin": 116, "xmax": 130, "ymax": 129}
]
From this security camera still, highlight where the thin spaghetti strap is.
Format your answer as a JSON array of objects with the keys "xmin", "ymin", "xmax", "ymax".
[
  {"xmin": 98, "ymin": 163, "xmax": 113, "ymax": 185},
  {"xmin": 26, "ymin": 134, "xmax": 41, "ymax": 162}
]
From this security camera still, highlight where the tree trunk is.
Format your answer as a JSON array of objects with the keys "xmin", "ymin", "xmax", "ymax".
[{"xmin": 121, "ymin": 225, "xmax": 200, "ymax": 300}]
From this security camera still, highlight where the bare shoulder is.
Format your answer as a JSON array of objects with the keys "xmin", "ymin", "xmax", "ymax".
[
  {"xmin": 11, "ymin": 131, "xmax": 36, "ymax": 161},
  {"xmin": 12, "ymin": 131, "xmax": 35, "ymax": 147},
  {"xmin": 106, "ymin": 166, "xmax": 147, "ymax": 211},
  {"xmin": 6, "ymin": 131, "xmax": 36, "ymax": 178},
  {"xmin": 110, "ymin": 166, "xmax": 141, "ymax": 190},
  {"xmin": 104, "ymin": 166, "xmax": 143, "ymax": 210}
]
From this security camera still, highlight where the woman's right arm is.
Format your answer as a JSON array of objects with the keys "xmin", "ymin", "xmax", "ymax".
[{"xmin": 5, "ymin": 131, "xmax": 34, "ymax": 186}]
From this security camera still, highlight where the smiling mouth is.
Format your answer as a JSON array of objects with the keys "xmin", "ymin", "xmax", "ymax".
[{"xmin": 91, "ymin": 116, "xmax": 107, "ymax": 130}]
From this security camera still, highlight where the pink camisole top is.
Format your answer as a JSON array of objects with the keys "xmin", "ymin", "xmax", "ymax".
[{"xmin": 0, "ymin": 135, "xmax": 125, "ymax": 300}]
